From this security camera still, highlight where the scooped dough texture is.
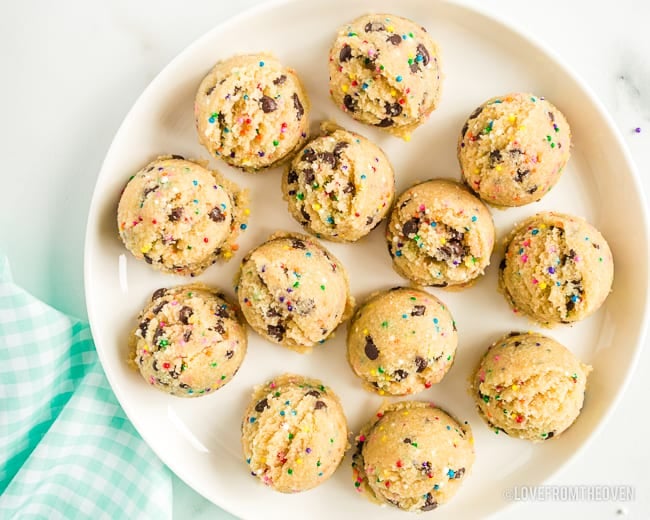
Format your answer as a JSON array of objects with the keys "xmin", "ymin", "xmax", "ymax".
[
  {"xmin": 386, "ymin": 179, "xmax": 495, "ymax": 287},
  {"xmin": 352, "ymin": 401, "xmax": 474, "ymax": 512},
  {"xmin": 329, "ymin": 14, "xmax": 442, "ymax": 137},
  {"xmin": 236, "ymin": 232, "xmax": 354, "ymax": 352},
  {"xmin": 347, "ymin": 287, "xmax": 457, "ymax": 395},
  {"xmin": 241, "ymin": 374, "xmax": 349, "ymax": 493},
  {"xmin": 195, "ymin": 54, "xmax": 310, "ymax": 171},
  {"xmin": 132, "ymin": 284, "xmax": 247, "ymax": 397},
  {"xmin": 458, "ymin": 93, "xmax": 571, "ymax": 206},
  {"xmin": 471, "ymin": 332, "xmax": 591, "ymax": 441},
  {"xmin": 117, "ymin": 156, "xmax": 248, "ymax": 276},
  {"xmin": 499, "ymin": 212, "xmax": 614, "ymax": 325},
  {"xmin": 283, "ymin": 123, "xmax": 395, "ymax": 242}
]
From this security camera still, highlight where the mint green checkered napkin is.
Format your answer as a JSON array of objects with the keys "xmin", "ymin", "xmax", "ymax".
[{"xmin": 0, "ymin": 256, "xmax": 172, "ymax": 518}]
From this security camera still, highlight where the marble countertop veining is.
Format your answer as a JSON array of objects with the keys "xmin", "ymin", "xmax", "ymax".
[{"xmin": 1, "ymin": 1, "xmax": 649, "ymax": 518}]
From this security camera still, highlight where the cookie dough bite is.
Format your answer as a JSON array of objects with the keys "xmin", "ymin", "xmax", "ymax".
[
  {"xmin": 131, "ymin": 284, "xmax": 247, "ymax": 397},
  {"xmin": 386, "ymin": 179, "xmax": 495, "ymax": 288},
  {"xmin": 499, "ymin": 212, "xmax": 614, "ymax": 325},
  {"xmin": 236, "ymin": 232, "xmax": 354, "ymax": 352},
  {"xmin": 195, "ymin": 54, "xmax": 310, "ymax": 172},
  {"xmin": 117, "ymin": 156, "xmax": 248, "ymax": 276},
  {"xmin": 458, "ymin": 93, "xmax": 571, "ymax": 207},
  {"xmin": 242, "ymin": 374, "xmax": 349, "ymax": 493},
  {"xmin": 283, "ymin": 122, "xmax": 395, "ymax": 242},
  {"xmin": 347, "ymin": 287, "xmax": 457, "ymax": 395},
  {"xmin": 471, "ymin": 332, "xmax": 591, "ymax": 441},
  {"xmin": 352, "ymin": 401, "xmax": 474, "ymax": 512},
  {"xmin": 329, "ymin": 14, "xmax": 442, "ymax": 138}
]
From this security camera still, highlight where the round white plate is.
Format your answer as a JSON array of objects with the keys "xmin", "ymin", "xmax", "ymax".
[{"xmin": 84, "ymin": 0, "xmax": 649, "ymax": 518}]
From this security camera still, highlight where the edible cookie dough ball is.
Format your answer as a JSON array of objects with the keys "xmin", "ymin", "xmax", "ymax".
[
  {"xmin": 499, "ymin": 212, "xmax": 614, "ymax": 325},
  {"xmin": 117, "ymin": 156, "xmax": 248, "ymax": 276},
  {"xmin": 458, "ymin": 93, "xmax": 571, "ymax": 206},
  {"xmin": 386, "ymin": 179, "xmax": 495, "ymax": 288},
  {"xmin": 471, "ymin": 332, "xmax": 591, "ymax": 441},
  {"xmin": 329, "ymin": 14, "xmax": 442, "ymax": 138},
  {"xmin": 236, "ymin": 232, "xmax": 354, "ymax": 352},
  {"xmin": 347, "ymin": 287, "xmax": 457, "ymax": 395},
  {"xmin": 195, "ymin": 54, "xmax": 310, "ymax": 171},
  {"xmin": 352, "ymin": 401, "xmax": 474, "ymax": 512},
  {"xmin": 242, "ymin": 374, "xmax": 349, "ymax": 493},
  {"xmin": 283, "ymin": 122, "xmax": 395, "ymax": 242},
  {"xmin": 131, "ymin": 284, "xmax": 247, "ymax": 397}
]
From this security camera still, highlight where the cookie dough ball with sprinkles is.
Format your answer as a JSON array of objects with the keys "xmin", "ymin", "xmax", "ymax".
[
  {"xmin": 117, "ymin": 156, "xmax": 249, "ymax": 276},
  {"xmin": 352, "ymin": 401, "xmax": 474, "ymax": 511},
  {"xmin": 471, "ymin": 332, "xmax": 591, "ymax": 441},
  {"xmin": 499, "ymin": 212, "xmax": 614, "ymax": 325},
  {"xmin": 236, "ymin": 232, "xmax": 354, "ymax": 352},
  {"xmin": 131, "ymin": 284, "xmax": 247, "ymax": 397},
  {"xmin": 458, "ymin": 93, "xmax": 571, "ymax": 207},
  {"xmin": 386, "ymin": 179, "xmax": 495, "ymax": 288},
  {"xmin": 241, "ymin": 374, "xmax": 349, "ymax": 493},
  {"xmin": 347, "ymin": 287, "xmax": 457, "ymax": 395},
  {"xmin": 283, "ymin": 122, "xmax": 395, "ymax": 242},
  {"xmin": 195, "ymin": 54, "xmax": 309, "ymax": 172},
  {"xmin": 328, "ymin": 14, "xmax": 442, "ymax": 138}
]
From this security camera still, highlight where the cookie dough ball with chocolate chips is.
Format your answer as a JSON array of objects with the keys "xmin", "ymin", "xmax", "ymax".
[
  {"xmin": 236, "ymin": 232, "xmax": 354, "ymax": 352},
  {"xmin": 131, "ymin": 284, "xmax": 247, "ymax": 397},
  {"xmin": 471, "ymin": 332, "xmax": 591, "ymax": 441},
  {"xmin": 283, "ymin": 122, "xmax": 395, "ymax": 242},
  {"xmin": 458, "ymin": 93, "xmax": 571, "ymax": 206},
  {"xmin": 352, "ymin": 401, "xmax": 474, "ymax": 512},
  {"xmin": 329, "ymin": 14, "xmax": 442, "ymax": 138},
  {"xmin": 195, "ymin": 54, "xmax": 310, "ymax": 171},
  {"xmin": 499, "ymin": 212, "xmax": 614, "ymax": 325},
  {"xmin": 242, "ymin": 374, "xmax": 349, "ymax": 493},
  {"xmin": 347, "ymin": 287, "xmax": 457, "ymax": 395},
  {"xmin": 117, "ymin": 156, "xmax": 248, "ymax": 276},
  {"xmin": 386, "ymin": 179, "xmax": 495, "ymax": 288}
]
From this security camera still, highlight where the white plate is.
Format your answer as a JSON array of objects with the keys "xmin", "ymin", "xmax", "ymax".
[{"xmin": 84, "ymin": 0, "xmax": 649, "ymax": 518}]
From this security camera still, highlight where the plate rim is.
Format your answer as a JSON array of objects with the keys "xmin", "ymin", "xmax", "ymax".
[{"xmin": 83, "ymin": 0, "xmax": 650, "ymax": 517}]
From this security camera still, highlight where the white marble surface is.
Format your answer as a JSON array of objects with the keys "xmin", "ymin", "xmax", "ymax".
[{"xmin": 2, "ymin": 0, "xmax": 648, "ymax": 518}]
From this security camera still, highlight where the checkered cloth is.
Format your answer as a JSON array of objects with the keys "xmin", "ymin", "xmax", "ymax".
[{"xmin": 0, "ymin": 256, "xmax": 172, "ymax": 519}]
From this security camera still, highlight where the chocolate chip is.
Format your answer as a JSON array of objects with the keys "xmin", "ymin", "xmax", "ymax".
[
  {"xmin": 454, "ymin": 467, "xmax": 465, "ymax": 479},
  {"xmin": 179, "ymin": 383, "xmax": 190, "ymax": 390},
  {"xmin": 215, "ymin": 306, "xmax": 230, "ymax": 319},
  {"xmin": 225, "ymin": 350, "xmax": 234, "ymax": 359},
  {"xmin": 387, "ymin": 34, "xmax": 402, "ymax": 45},
  {"xmin": 152, "ymin": 360, "xmax": 159, "ymax": 371},
  {"xmin": 273, "ymin": 74, "xmax": 286, "ymax": 85},
  {"xmin": 169, "ymin": 207, "xmax": 184, "ymax": 222},
  {"xmin": 403, "ymin": 437, "xmax": 412, "ymax": 444},
  {"xmin": 293, "ymin": 93, "xmax": 304, "ymax": 120},
  {"xmin": 260, "ymin": 95, "xmax": 277, "ymax": 113},
  {"xmin": 514, "ymin": 168, "xmax": 530, "ymax": 183},
  {"xmin": 287, "ymin": 170, "xmax": 298, "ymax": 184},
  {"xmin": 143, "ymin": 185, "xmax": 159, "ymax": 197},
  {"xmin": 363, "ymin": 57, "xmax": 377, "ymax": 71},
  {"xmin": 138, "ymin": 318, "xmax": 150, "ymax": 336},
  {"xmin": 266, "ymin": 307, "xmax": 282, "ymax": 318},
  {"xmin": 343, "ymin": 94, "xmax": 358, "ymax": 112},
  {"xmin": 205, "ymin": 85, "xmax": 215, "ymax": 96},
  {"xmin": 527, "ymin": 185, "xmax": 538, "ymax": 194},
  {"xmin": 339, "ymin": 44, "xmax": 352, "ymax": 62},
  {"xmin": 415, "ymin": 356, "xmax": 428, "ymax": 372},
  {"xmin": 179, "ymin": 306, "xmax": 193, "ymax": 325},
  {"xmin": 152, "ymin": 300, "xmax": 167, "ymax": 315},
  {"xmin": 489, "ymin": 149, "xmax": 502, "ymax": 165},
  {"xmin": 364, "ymin": 335, "xmax": 379, "ymax": 360},
  {"xmin": 385, "ymin": 101, "xmax": 402, "ymax": 117},
  {"xmin": 305, "ymin": 390, "xmax": 321, "ymax": 398},
  {"xmin": 300, "ymin": 207, "xmax": 311, "ymax": 222},
  {"xmin": 255, "ymin": 398, "xmax": 270, "ymax": 412},
  {"xmin": 291, "ymin": 239, "xmax": 306, "ymax": 249},
  {"xmin": 566, "ymin": 299, "xmax": 575, "ymax": 312},
  {"xmin": 152, "ymin": 288, "xmax": 167, "ymax": 301},
  {"xmin": 416, "ymin": 43, "xmax": 430, "ymax": 66},
  {"xmin": 421, "ymin": 493, "xmax": 438, "ymax": 511},
  {"xmin": 209, "ymin": 207, "xmax": 225, "ymax": 222},
  {"xmin": 316, "ymin": 152, "xmax": 335, "ymax": 168},
  {"xmin": 410, "ymin": 62, "xmax": 421, "ymax": 73},
  {"xmin": 376, "ymin": 118, "xmax": 394, "ymax": 127},
  {"xmin": 302, "ymin": 148, "xmax": 317, "ymax": 162},
  {"xmin": 343, "ymin": 182, "xmax": 355, "ymax": 194},
  {"xmin": 366, "ymin": 216, "xmax": 374, "ymax": 226},
  {"xmin": 400, "ymin": 198, "xmax": 412, "ymax": 209},
  {"xmin": 514, "ymin": 341, "xmax": 522, "ymax": 346},
  {"xmin": 402, "ymin": 218, "xmax": 420, "ymax": 237},
  {"xmin": 314, "ymin": 400, "xmax": 327, "ymax": 410},
  {"xmin": 364, "ymin": 21, "xmax": 385, "ymax": 32},
  {"xmin": 267, "ymin": 324, "xmax": 285, "ymax": 341},
  {"xmin": 593, "ymin": 242, "xmax": 601, "ymax": 249},
  {"xmin": 509, "ymin": 148, "xmax": 523, "ymax": 157},
  {"xmin": 333, "ymin": 142, "xmax": 348, "ymax": 156},
  {"xmin": 548, "ymin": 111, "xmax": 555, "ymax": 122},
  {"xmin": 393, "ymin": 369, "xmax": 408, "ymax": 382},
  {"xmin": 183, "ymin": 330, "xmax": 192, "ymax": 342},
  {"xmin": 411, "ymin": 305, "xmax": 426, "ymax": 317},
  {"xmin": 153, "ymin": 325, "xmax": 164, "ymax": 345},
  {"xmin": 545, "ymin": 431, "xmax": 555, "ymax": 440},
  {"xmin": 143, "ymin": 254, "xmax": 153, "ymax": 264},
  {"xmin": 469, "ymin": 106, "xmax": 483, "ymax": 119}
]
